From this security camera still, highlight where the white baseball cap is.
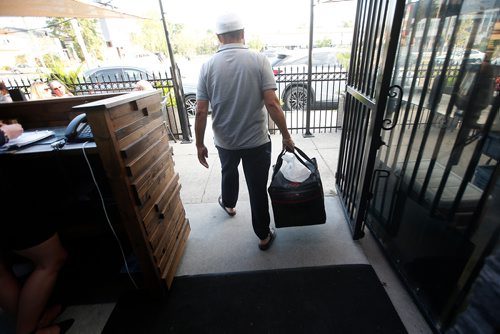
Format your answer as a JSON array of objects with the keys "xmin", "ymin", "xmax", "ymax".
[{"xmin": 215, "ymin": 12, "xmax": 244, "ymax": 35}]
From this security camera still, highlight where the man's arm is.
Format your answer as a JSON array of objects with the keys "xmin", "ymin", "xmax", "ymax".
[
  {"xmin": 263, "ymin": 89, "xmax": 294, "ymax": 150},
  {"xmin": 194, "ymin": 99, "xmax": 210, "ymax": 168}
]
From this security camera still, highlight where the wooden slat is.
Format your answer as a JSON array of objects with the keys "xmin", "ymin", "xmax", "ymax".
[
  {"xmin": 161, "ymin": 221, "xmax": 190, "ymax": 287},
  {"xmin": 154, "ymin": 174, "xmax": 180, "ymax": 213},
  {"xmin": 108, "ymin": 101, "xmax": 139, "ymax": 120},
  {"xmin": 115, "ymin": 110, "xmax": 163, "ymax": 144},
  {"xmin": 142, "ymin": 205, "xmax": 161, "ymax": 238},
  {"xmin": 109, "ymin": 103, "xmax": 144, "ymax": 130},
  {"xmin": 106, "ymin": 93, "xmax": 162, "ymax": 120},
  {"xmin": 108, "ymin": 94, "xmax": 161, "ymax": 129},
  {"xmin": 132, "ymin": 147, "xmax": 172, "ymax": 191},
  {"xmin": 158, "ymin": 192, "xmax": 182, "ymax": 230},
  {"xmin": 148, "ymin": 200, "xmax": 178, "ymax": 249},
  {"xmin": 133, "ymin": 160, "xmax": 174, "ymax": 207},
  {"xmin": 139, "ymin": 172, "xmax": 178, "ymax": 219},
  {"xmin": 131, "ymin": 147, "xmax": 173, "ymax": 205},
  {"xmin": 135, "ymin": 93, "xmax": 162, "ymax": 113},
  {"xmin": 125, "ymin": 135, "xmax": 170, "ymax": 177},
  {"xmin": 156, "ymin": 202, "xmax": 185, "ymax": 264},
  {"xmin": 143, "ymin": 184, "xmax": 180, "ymax": 243},
  {"xmin": 121, "ymin": 122, "xmax": 167, "ymax": 161},
  {"xmin": 151, "ymin": 202, "xmax": 185, "ymax": 259},
  {"xmin": 161, "ymin": 200, "xmax": 185, "ymax": 256},
  {"xmin": 142, "ymin": 186, "xmax": 181, "ymax": 242},
  {"xmin": 158, "ymin": 184, "xmax": 181, "ymax": 220}
]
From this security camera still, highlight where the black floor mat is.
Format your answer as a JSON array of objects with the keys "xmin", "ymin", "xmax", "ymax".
[{"xmin": 103, "ymin": 264, "xmax": 407, "ymax": 333}]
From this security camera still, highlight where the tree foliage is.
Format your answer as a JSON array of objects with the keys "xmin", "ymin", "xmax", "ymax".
[
  {"xmin": 45, "ymin": 18, "xmax": 104, "ymax": 61},
  {"xmin": 130, "ymin": 17, "xmax": 167, "ymax": 55},
  {"xmin": 247, "ymin": 37, "xmax": 265, "ymax": 51},
  {"xmin": 196, "ymin": 31, "xmax": 218, "ymax": 55},
  {"xmin": 315, "ymin": 38, "xmax": 333, "ymax": 48},
  {"xmin": 130, "ymin": 16, "xmax": 208, "ymax": 58}
]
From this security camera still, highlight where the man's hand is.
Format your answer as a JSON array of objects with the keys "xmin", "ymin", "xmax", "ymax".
[
  {"xmin": 282, "ymin": 136, "xmax": 295, "ymax": 152},
  {"xmin": 197, "ymin": 145, "xmax": 209, "ymax": 168}
]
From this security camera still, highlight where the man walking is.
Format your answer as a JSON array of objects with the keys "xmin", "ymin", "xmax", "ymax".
[{"xmin": 195, "ymin": 12, "xmax": 294, "ymax": 250}]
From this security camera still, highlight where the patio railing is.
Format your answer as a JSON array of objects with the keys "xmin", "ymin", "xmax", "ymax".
[{"xmin": 3, "ymin": 66, "xmax": 351, "ymax": 134}]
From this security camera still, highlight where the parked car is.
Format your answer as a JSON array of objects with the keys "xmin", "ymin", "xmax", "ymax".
[
  {"xmin": 82, "ymin": 65, "xmax": 196, "ymax": 114},
  {"xmin": 263, "ymin": 49, "xmax": 292, "ymax": 67},
  {"xmin": 435, "ymin": 49, "xmax": 485, "ymax": 65},
  {"xmin": 272, "ymin": 48, "xmax": 345, "ymax": 110},
  {"xmin": 181, "ymin": 81, "xmax": 197, "ymax": 116},
  {"xmin": 84, "ymin": 65, "xmax": 154, "ymax": 84}
]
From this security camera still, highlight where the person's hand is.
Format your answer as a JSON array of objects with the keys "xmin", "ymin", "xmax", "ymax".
[
  {"xmin": 1, "ymin": 123, "xmax": 23, "ymax": 141},
  {"xmin": 282, "ymin": 136, "xmax": 295, "ymax": 152},
  {"xmin": 197, "ymin": 144, "xmax": 209, "ymax": 168}
]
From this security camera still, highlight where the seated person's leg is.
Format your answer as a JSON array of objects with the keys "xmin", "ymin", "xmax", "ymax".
[
  {"xmin": 14, "ymin": 234, "xmax": 67, "ymax": 334},
  {"xmin": 0, "ymin": 254, "xmax": 20, "ymax": 316}
]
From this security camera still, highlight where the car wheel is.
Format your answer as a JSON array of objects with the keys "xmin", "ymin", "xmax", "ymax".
[
  {"xmin": 184, "ymin": 94, "xmax": 196, "ymax": 116},
  {"xmin": 283, "ymin": 86, "xmax": 310, "ymax": 111}
]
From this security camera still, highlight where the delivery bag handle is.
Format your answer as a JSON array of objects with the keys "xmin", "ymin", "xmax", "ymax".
[{"xmin": 273, "ymin": 146, "xmax": 315, "ymax": 178}]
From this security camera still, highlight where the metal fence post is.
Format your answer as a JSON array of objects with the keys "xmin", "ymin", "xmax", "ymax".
[{"xmin": 304, "ymin": 0, "xmax": 315, "ymax": 138}]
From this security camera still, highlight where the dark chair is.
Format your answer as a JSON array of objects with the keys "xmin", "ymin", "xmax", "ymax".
[{"xmin": 8, "ymin": 88, "xmax": 27, "ymax": 101}]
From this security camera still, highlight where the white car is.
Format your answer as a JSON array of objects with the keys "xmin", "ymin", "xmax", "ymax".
[{"xmin": 435, "ymin": 49, "xmax": 485, "ymax": 65}]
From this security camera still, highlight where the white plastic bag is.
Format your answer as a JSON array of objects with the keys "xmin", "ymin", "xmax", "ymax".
[{"xmin": 279, "ymin": 152, "xmax": 311, "ymax": 182}]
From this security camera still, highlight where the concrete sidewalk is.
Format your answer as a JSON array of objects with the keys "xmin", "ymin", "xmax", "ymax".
[
  {"xmin": 50, "ymin": 122, "xmax": 431, "ymax": 333},
  {"xmin": 169, "ymin": 121, "xmax": 431, "ymax": 334},
  {"xmin": 172, "ymin": 123, "xmax": 342, "ymax": 205}
]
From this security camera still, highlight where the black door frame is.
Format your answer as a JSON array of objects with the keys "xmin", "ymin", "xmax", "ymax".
[{"xmin": 336, "ymin": 0, "xmax": 406, "ymax": 239}]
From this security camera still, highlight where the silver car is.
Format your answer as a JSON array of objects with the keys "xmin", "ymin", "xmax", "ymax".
[{"xmin": 272, "ymin": 48, "xmax": 346, "ymax": 110}]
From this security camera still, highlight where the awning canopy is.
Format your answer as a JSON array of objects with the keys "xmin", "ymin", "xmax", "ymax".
[{"xmin": 1, "ymin": 0, "xmax": 151, "ymax": 19}]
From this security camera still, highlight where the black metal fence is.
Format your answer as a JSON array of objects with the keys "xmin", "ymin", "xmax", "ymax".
[
  {"xmin": 2, "ymin": 72, "xmax": 187, "ymax": 138},
  {"xmin": 272, "ymin": 65, "xmax": 348, "ymax": 134},
  {"xmin": 3, "ymin": 66, "xmax": 350, "ymax": 134},
  {"xmin": 3, "ymin": 63, "xmax": 470, "ymax": 136}
]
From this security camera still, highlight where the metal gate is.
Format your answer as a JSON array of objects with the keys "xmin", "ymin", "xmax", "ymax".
[{"xmin": 336, "ymin": 0, "xmax": 406, "ymax": 239}]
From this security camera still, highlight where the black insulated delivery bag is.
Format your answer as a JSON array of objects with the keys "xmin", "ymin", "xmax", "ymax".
[{"xmin": 268, "ymin": 146, "xmax": 326, "ymax": 228}]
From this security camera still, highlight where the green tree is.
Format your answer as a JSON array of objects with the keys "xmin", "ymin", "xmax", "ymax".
[
  {"xmin": 170, "ymin": 24, "xmax": 197, "ymax": 58},
  {"xmin": 315, "ymin": 38, "xmax": 333, "ymax": 48},
  {"xmin": 455, "ymin": 19, "xmax": 474, "ymax": 50},
  {"xmin": 130, "ymin": 17, "xmax": 167, "ymax": 55},
  {"xmin": 247, "ymin": 37, "xmax": 264, "ymax": 51},
  {"xmin": 336, "ymin": 52, "xmax": 351, "ymax": 68},
  {"xmin": 130, "ymin": 17, "xmax": 201, "ymax": 58},
  {"xmin": 196, "ymin": 31, "xmax": 218, "ymax": 55},
  {"xmin": 45, "ymin": 18, "xmax": 104, "ymax": 61}
]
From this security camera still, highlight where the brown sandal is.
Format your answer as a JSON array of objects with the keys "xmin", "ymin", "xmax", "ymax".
[
  {"xmin": 259, "ymin": 229, "xmax": 276, "ymax": 251},
  {"xmin": 218, "ymin": 195, "xmax": 236, "ymax": 216}
]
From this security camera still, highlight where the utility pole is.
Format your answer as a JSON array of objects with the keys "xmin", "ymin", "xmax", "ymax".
[{"xmin": 71, "ymin": 19, "xmax": 93, "ymax": 67}]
